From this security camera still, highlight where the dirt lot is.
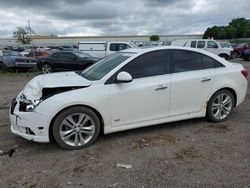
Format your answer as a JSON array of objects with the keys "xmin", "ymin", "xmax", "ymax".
[{"xmin": 0, "ymin": 59, "xmax": 249, "ymax": 188}]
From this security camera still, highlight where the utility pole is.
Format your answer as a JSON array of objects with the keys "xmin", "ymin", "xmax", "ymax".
[{"xmin": 28, "ymin": 20, "xmax": 34, "ymax": 49}]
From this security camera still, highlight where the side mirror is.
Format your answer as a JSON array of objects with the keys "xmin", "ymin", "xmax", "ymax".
[{"xmin": 115, "ymin": 71, "xmax": 133, "ymax": 83}]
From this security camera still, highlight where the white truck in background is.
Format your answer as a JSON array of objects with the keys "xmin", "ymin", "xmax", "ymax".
[
  {"xmin": 78, "ymin": 41, "xmax": 137, "ymax": 58},
  {"xmin": 171, "ymin": 39, "xmax": 233, "ymax": 60}
]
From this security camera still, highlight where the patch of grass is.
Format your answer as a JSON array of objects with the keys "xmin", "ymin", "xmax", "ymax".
[{"xmin": 0, "ymin": 71, "xmax": 40, "ymax": 78}]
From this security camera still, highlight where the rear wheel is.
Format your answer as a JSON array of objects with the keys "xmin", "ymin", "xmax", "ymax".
[
  {"xmin": 206, "ymin": 90, "xmax": 234, "ymax": 122},
  {"xmin": 53, "ymin": 106, "xmax": 100, "ymax": 150},
  {"xmin": 42, "ymin": 63, "xmax": 52, "ymax": 74}
]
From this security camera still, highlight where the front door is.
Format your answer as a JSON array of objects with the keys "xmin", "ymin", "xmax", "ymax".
[
  {"xmin": 109, "ymin": 50, "xmax": 170, "ymax": 127},
  {"xmin": 205, "ymin": 40, "xmax": 219, "ymax": 55}
]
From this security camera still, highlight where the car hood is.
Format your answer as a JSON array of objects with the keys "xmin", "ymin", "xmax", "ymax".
[{"xmin": 22, "ymin": 71, "xmax": 92, "ymax": 100}]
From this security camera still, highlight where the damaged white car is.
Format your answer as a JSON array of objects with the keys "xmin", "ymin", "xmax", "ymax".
[{"xmin": 10, "ymin": 47, "xmax": 248, "ymax": 149}]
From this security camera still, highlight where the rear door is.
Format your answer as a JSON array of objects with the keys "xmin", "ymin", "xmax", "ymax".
[{"xmin": 169, "ymin": 49, "xmax": 217, "ymax": 116}]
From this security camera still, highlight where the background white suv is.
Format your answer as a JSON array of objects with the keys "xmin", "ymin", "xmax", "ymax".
[{"xmin": 171, "ymin": 39, "xmax": 233, "ymax": 60}]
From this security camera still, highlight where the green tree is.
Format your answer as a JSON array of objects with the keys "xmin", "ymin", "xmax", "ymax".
[
  {"xmin": 150, "ymin": 35, "xmax": 160, "ymax": 41},
  {"xmin": 228, "ymin": 18, "xmax": 248, "ymax": 38},
  {"xmin": 13, "ymin": 26, "xmax": 35, "ymax": 44},
  {"xmin": 203, "ymin": 17, "xmax": 250, "ymax": 39},
  {"xmin": 203, "ymin": 26, "xmax": 220, "ymax": 39}
]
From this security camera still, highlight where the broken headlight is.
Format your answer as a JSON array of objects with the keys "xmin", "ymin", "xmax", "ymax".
[{"xmin": 19, "ymin": 94, "xmax": 42, "ymax": 112}]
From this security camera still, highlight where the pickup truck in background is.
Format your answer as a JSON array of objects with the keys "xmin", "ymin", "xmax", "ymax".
[
  {"xmin": 171, "ymin": 39, "xmax": 233, "ymax": 60},
  {"xmin": 78, "ymin": 41, "xmax": 137, "ymax": 58}
]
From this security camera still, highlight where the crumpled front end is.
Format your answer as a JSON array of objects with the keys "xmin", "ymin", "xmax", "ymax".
[
  {"xmin": 10, "ymin": 96, "xmax": 50, "ymax": 143},
  {"xmin": 9, "ymin": 72, "xmax": 92, "ymax": 143}
]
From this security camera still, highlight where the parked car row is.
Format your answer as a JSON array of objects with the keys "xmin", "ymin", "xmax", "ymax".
[
  {"xmin": 1, "ymin": 40, "xmax": 250, "ymax": 74},
  {"xmin": 0, "ymin": 50, "xmax": 37, "ymax": 72}
]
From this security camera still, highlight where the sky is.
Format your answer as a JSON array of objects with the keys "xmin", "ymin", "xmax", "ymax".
[{"xmin": 0, "ymin": 0, "xmax": 249, "ymax": 38}]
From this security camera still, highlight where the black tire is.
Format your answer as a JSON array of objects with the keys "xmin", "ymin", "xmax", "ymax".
[
  {"xmin": 52, "ymin": 106, "xmax": 100, "ymax": 150},
  {"xmin": 42, "ymin": 63, "xmax": 53, "ymax": 74},
  {"xmin": 0, "ymin": 62, "xmax": 7, "ymax": 72},
  {"xmin": 219, "ymin": 54, "xmax": 229, "ymax": 60},
  {"xmin": 206, "ymin": 90, "xmax": 235, "ymax": 122}
]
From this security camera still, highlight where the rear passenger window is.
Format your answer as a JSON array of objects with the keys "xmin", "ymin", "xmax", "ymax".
[
  {"xmin": 197, "ymin": 41, "xmax": 205, "ymax": 48},
  {"xmin": 171, "ymin": 50, "xmax": 203, "ymax": 73},
  {"xmin": 191, "ymin": 41, "xmax": 197, "ymax": 48},
  {"xmin": 120, "ymin": 50, "xmax": 168, "ymax": 79},
  {"xmin": 202, "ymin": 55, "xmax": 224, "ymax": 68},
  {"xmin": 170, "ymin": 50, "xmax": 224, "ymax": 73}
]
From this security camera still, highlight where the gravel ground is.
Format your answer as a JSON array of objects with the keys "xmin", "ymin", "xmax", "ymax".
[{"xmin": 0, "ymin": 59, "xmax": 249, "ymax": 188}]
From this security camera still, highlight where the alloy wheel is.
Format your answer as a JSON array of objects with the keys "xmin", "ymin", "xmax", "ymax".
[
  {"xmin": 59, "ymin": 113, "xmax": 96, "ymax": 147},
  {"xmin": 42, "ymin": 64, "xmax": 52, "ymax": 74},
  {"xmin": 211, "ymin": 93, "xmax": 233, "ymax": 120}
]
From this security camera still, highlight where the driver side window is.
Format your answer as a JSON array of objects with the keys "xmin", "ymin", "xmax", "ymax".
[
  {"xmin": 120, "ymin": 50, "xmax": 168, "ymax": 79},
  {"xmin": 207, "ymin": 41, "xmax": 218, "ymax": 48}
]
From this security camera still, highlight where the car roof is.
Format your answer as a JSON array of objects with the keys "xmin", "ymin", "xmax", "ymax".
[
  {"xmin": 121, "ymin": 46, "xmax": 226, "ymax": 62},
  {"xmin": 122, "ymin": 46, "xmax": 204, "ymax": 53}
]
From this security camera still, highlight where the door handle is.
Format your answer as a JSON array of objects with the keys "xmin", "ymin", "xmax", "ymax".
[
  {"xmin": 155, "ymin": 84, "xmax": 168, "ymax": 91},
  {"xmin": 201, "ymin": 77, "xmax": 211, "ymax": 82}
]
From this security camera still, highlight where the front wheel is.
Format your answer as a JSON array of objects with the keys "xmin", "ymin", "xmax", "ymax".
[
  {"xmin": 206, "ymin": 90, "xmax": 235, "ymax": 122},
  {"xmin": 53, "ymin": 106, "xmax": 100, "ymax": 150},
  {"xmin": 42, "ymin": 63, "xmax": 53, "ymax": 74},
  {"xmin": 219, "ymin": 54, "xmax": 229, "ymax": 60}
]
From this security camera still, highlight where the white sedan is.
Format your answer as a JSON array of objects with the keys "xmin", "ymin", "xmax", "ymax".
[{"xmin": 9, "ymin": 47, "xmax": 248, "ymax": 149}]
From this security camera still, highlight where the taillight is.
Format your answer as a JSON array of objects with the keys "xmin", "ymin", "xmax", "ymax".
[{"xmin": 241, "ymin": 68, "xmax": 248, "ymax": 79}]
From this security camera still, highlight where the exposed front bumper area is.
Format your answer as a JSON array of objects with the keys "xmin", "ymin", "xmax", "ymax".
[{"xmin": 10, "ymin": 99, "xmax": 50, "ymax": 143}]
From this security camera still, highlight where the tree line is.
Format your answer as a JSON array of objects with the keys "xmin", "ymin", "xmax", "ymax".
[{"xmin": 203, "ymin": 18, "xmax": 250, "ymax": 39}]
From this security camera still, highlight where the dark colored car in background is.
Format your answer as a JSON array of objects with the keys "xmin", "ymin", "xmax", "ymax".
[
  {"xmin": 241, "ymin": 49, "xmax": 250, "ymax": 61},
  {"xmin": 232, "ymin": 42, "xmax": 250, "ymax": 58},
  {"xmin": 37, "ymin": 51, "xmax": 100, "ymax": 74},
  {"xmin": 0, "ymin": 50, "xmax": 37, "ymax": 71}
]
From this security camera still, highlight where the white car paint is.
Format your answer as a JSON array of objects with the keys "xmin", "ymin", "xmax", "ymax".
[{"xmin": 9, "ymin": 46, "xmax": 248, "ymax": 144}]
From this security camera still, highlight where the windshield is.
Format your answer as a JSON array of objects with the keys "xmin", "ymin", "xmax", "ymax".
[
  {"xmin": 81, "ymin": 52, "xmax": 135, "ymax": 81},
  {"xmin": 73, "ymin": 51, "xmax": 91, "ymax": 58}
]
